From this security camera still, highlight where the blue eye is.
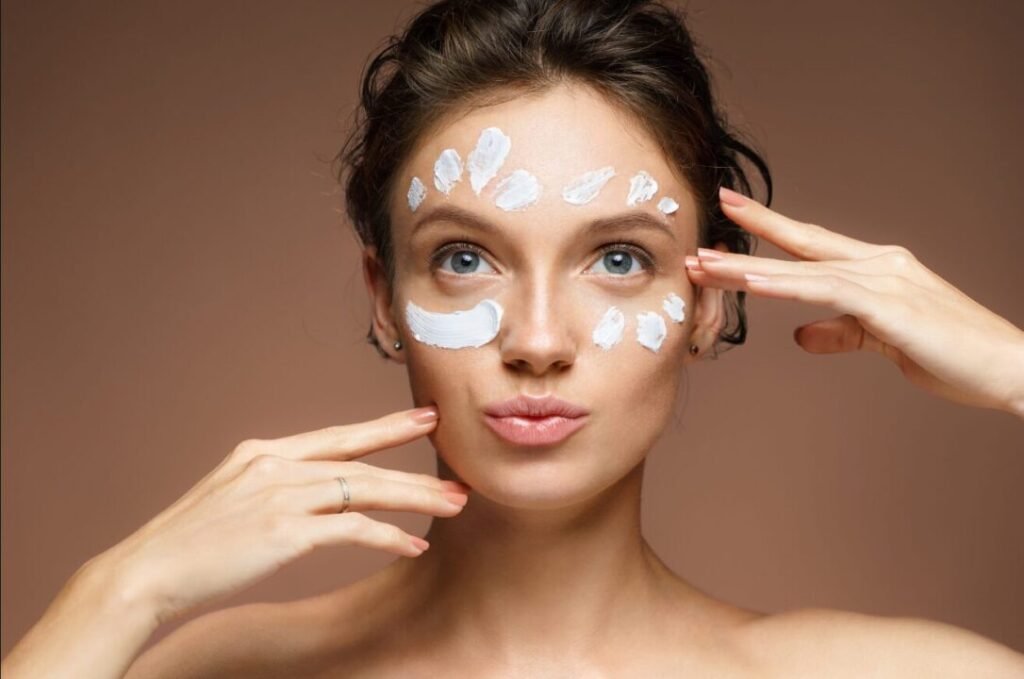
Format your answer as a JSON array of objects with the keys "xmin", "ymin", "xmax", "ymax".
[
  {"xmin": 589, "ymin": 244, "xmax": 654, "ymax": 276},
  {"xmin": 431, "ymin": 242, "xmax": 496, "ymax": 275}
]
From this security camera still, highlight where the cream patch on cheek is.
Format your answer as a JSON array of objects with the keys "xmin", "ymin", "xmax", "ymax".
[
  {"xmin": 592, "ymin": 306, "xmax": 625, "ymax": 350},
  {"xmin": 562, "ymin": 166, "xmax": 616, "ymax": 205},
  {"xmin": 494, "ymin": 169, "xmax": 542, "ymax": 211},
  {"xmin": 626, "ymin": 171, "xmax": 658, "ymax": 207},
  {"xmin": 635, "ymin": 311, "xmax": 668, "ymax": 352},
  {"xmin": 467, "ymin": 127, "xmax": 512, "ymax": 196},
  {"xmin": 405, "ymin": 299, "xmax": 504, "ymax": 349},
  {"xmin": 433, "ymin": 149, "xmax": 463, "ymax": 195},
  {"xmin": 408, "ymin": 176, "xmax": 427, "ymax": 212},
  {"xmin": 662, "ymin": 292, "xmax": 686, "ymax": 323}
]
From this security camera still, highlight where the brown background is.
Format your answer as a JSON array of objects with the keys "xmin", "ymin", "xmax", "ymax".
[{"xmin": 3, "ymin": 0, "xmax": 1022, "ymax": 657}]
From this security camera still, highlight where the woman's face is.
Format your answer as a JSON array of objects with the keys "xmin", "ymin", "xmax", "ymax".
[{"xmin": 368, "ymin": 83, "xmax": 720, "ymax": 509}]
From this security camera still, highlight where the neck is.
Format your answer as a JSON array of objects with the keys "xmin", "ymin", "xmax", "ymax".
[{"xmin": 388, "ymin": 456, "xmax": 687, "ymax": 660}]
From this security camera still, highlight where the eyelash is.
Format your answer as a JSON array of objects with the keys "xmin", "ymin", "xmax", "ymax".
[{"xmin": 428, "ymin": 241, "xmax": 656, "ymax": 274}]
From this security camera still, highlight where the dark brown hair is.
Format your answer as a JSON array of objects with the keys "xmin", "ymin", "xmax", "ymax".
[{"xmin": 334, "ymin": 0, "xmax": 772, "ymax": 360}]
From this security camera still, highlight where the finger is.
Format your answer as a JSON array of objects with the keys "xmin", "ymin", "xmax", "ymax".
[
  {"xmin": 267, "ymin": 475, "xmax": 468, "ymax": 517},
  {"xmin": 718, "ymin": 187, "xmax": 887, "ymax": 261},
  {"xmin": 300, "ymin": 512, "xmax": 430, "ymax": 558},
  {"xmin": 261, "ymin": 407, "xmax": 439, "ymax": 462},
  {"xmin": 740, "ymin": 272, "xmax": 888, "ymax": 321},
  {"xmin": 236, "ymin": 455, "xmax": 469, "ymax": 494},
  {"xmin": 794, "ymin": 314, "xmax": 878, "ymax": 354},
  {"xmin": 693, "ymin": 249, "xmax": 886, "ymax": 280}
]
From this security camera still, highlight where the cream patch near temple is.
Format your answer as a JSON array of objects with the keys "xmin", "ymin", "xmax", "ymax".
[
  {"xmin": 494, "ymin": 169, "xmax": 542, "ymax": 211},
  {"xmin": 657, "ymin": 197, "xmax": 679, "ymax": 215},
  {"xmin": 562, "ymin": 166, "xmax": 616, "ymax": 205},
  {"xmin": 467, "ymin": 127, "xmax": 512, "ymax": 196},
  {"xmin": 405, "ymin": 299, "xmax": 504, "ymax": 349},
  {"xmin": 592, "ymin": 306, "xmax": 625, "ymax": 350},
  {"xmin": 635, "ymin": 311, "xmax": 667, "ymax": 352},
  {"xmin": 626, "ymin": 171, "xmax": 658, "ymax": 207},
  {"xmin": 407, "ymin": 176, "xmax": 427, "ymax": 212},
  {"xmin": 662, "ymin": 292, "xmax": 686, "ymax": 323},
  {"xmin": 433, "ymin": 149, "xmax": 463, "ymax": 195}
]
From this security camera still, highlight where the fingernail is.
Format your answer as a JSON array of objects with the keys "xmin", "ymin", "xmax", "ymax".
[
  {"xmin": 409, "ymin": 407, "xmax": 438, "ymax": 424},
  {"xmin": 684, "ymin": 255, "xmax": 702, "ymax": 269},
  {"xmin": 410, "ymin": 536, "xmax": 430, "ymax": 551},
  {"xmin": 719, "ymin": 186, "xmax": 748, "ymax": 207},
  {"xmin": 697, "ymin": 248, "xmax": 724, "ymax": 260},
  {"xmin": 745, "ymin": 273, "xmax": 770, "ymax": 282},
  {"xmin": 443, "ymin": 491, "xmax": 468, "ymax": 506}
]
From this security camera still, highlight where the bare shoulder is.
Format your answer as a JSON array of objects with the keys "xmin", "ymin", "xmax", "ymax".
[{"xmin": 735, "ymin": 607, "xmax": 1024, "ymax": 679}]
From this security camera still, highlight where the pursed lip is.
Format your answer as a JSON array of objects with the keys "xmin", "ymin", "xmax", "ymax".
[
  {"xmin": 482, "ymin": 394, "xmax": 590, "ymax": 419},
  {"xmin": 482, "ymin": 395, "xmax": 590, "ymax": 447}
]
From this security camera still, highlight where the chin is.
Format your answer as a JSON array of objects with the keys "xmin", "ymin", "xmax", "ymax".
[{"xmin": 431, "ymin": 427, "xmax": 643, "ymax": 512}]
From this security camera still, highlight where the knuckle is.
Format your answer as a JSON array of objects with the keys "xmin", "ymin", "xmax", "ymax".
[
  {"xmin": 231, "ymin": 438, "xmax": 266, "ymax": 461},
  {"xmin": 246, "ymin": 454, "xmax": 286, "ymax": 478},
  {"xmin": 882, "ymin": 247, "xmax": 915, "ymax": 269},
  {"xmin": 385, "ymin": 524, "xmax": 406, "ymax": 544}
]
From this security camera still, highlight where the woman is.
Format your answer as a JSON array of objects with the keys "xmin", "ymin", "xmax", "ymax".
[{"xmin": 4, "ymin": 1, "xmax": 1023, "ymax": 677}]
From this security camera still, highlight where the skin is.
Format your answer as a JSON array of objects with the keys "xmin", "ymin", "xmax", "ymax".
[
  {"xmin": 105, "ymin": 82, "xmax": 1023, "ymax": 678},
  {"xmin": 359, "ymin": 82, "xmax": 737, "ymax": 670}
]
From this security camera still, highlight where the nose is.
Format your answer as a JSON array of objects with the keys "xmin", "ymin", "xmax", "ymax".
[{"xmin": 498, "ymin": 278, "xmax": 576, "ymax": 376}]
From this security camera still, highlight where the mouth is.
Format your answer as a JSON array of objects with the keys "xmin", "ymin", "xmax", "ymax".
[{"xmin": 482, "ymin": 394, "xmax": 590, "ymax": 447}]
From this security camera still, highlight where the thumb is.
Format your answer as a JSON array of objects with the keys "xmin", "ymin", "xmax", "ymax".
[{"xmin": 794, "ymin": 314, "xmax": 873, "ymax": 354}]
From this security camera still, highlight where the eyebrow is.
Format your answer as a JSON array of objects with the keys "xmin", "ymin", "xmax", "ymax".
[{"xmin": 410, "ymin": 204, "xmax": 677, "ymax": 242}]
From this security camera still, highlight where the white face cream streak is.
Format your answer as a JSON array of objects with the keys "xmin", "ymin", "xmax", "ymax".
[
  {"xmin": 656, "ymin": 196, "xmax": 679, "ymax": 215},
  {"xmin": 592, "ymin": 306, "xmax": 625, "ymax": 350},
  {"xmin": 408, "ymin": 176, "xmax": 427, "ymax": 212},
  {"xmin": 562, "ymin": 166, "xmax": 616, "ymax": 206},
  {"xmin": 494, "ymin": 169, "xmax": 542, "ymax": 211},
  {"xmin": 635, "ymin": 311, "xmax": 667, "ymax": 352},
  {"xmin": 626, "ymin": 171, "xmax": 658, "ymax": 207},
  {"xmin": 433, "ymin": 149, "xmax": 463, "ymax": 195},
  {"xmin": 467, "ymin": 127, "xmax": 512, "ymax": 196},
  {"xmin": 405, "ymin": 299, "xmax": 504, "ymax": 349},
  {"xmin": 662, "ymin": 292, "xmax": 686, "ymax": 323}
]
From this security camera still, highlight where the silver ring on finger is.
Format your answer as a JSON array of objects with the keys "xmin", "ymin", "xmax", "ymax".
[{"xmin": 336, "ymin": 476, "xmax": 351, "ymax": 513}]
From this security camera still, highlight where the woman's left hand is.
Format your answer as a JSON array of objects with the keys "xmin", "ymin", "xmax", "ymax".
[{"xmin": 686, "ymin": 187, "xmax": 1024, "ymax": 418}]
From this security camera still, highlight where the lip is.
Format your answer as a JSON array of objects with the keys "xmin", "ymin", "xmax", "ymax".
[{"xmin": 483, "ymin": 395, "xmax": 590, "ymax": 447}]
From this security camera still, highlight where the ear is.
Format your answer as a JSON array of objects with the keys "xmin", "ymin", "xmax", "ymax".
[
  {"xmin": 687, "ymin": 241, "xmax": 729, "ymax": 362},
  {"xmin": 362, "ymin": 246, "xmax": 406, "ymax": 363}
]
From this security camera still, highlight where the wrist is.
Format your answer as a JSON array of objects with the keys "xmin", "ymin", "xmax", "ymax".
[{"xmin": 74, "ymin": 549, "xmax": 164, "ymax": 633}]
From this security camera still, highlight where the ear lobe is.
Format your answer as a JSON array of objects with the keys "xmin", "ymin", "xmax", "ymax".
[{"xmin": 361, "ymin": 247, "xmax": 405, "ymax": 362}]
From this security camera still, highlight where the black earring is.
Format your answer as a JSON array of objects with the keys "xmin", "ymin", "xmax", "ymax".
[
  {"xmin": 689, "ymin": 344, "xmax": 699, "ymax": 356},
  {"xmin": 393, "ymin": 340, "xmax": 403, "ymax": 351}
]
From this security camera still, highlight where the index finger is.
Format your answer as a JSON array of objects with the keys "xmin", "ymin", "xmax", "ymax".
[
  {"xmin": 264, "ymin": 406, "xmax": 439, "ymax": 461},
  {"xmin": 718, "ymin": 187, "xmax": 887, "ymax": 262}
]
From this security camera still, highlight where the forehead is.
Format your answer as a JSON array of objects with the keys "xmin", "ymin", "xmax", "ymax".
[{"xmin": 390, "ymin": 83, "xmax": 695, "ymax": 239}]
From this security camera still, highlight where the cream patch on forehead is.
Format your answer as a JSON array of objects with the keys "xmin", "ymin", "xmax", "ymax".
[
  {"xmin": 626, "ymin": 171, "xmax": 658, "ymax": 207},
  {"xmin": 562, "ymin": 166, "xmax": 616, "ymax": 206},
  {"xmin": 405, "ymin": 298, "xmax": 504, "ymax": 349},
  {"xmin": 657, "ymin": 197, "xmax": 679, "ymax": 215},
  {"xmin": 467, "ymin": 127, "xmax": 512, "ymax": 196},
  {"xmin": 407, "ymin": 176, "xmax": 427, "ymax": 212},
  {"xmin": 635, "ymin": 311, "xmax": 667, "ymax": 352},
  {"xmin": 494, "ymin": 170, "xmax": 542, "ymax": 211},
  {"xmin": 592, "ymin": 306, "xmax": 625, "ymax": 350},
  {"xmin": 433, "ymin": 149, "xmax": 463, "ymax": 196},
  {"xmin": 662, "ymin": 292, "xmax": 686, "ymax": 323}
]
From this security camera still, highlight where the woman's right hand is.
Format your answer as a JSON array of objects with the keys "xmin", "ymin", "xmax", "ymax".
[{"xmin": 85, "ymin": 405, "xmax": 466, "ymax": 626}]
